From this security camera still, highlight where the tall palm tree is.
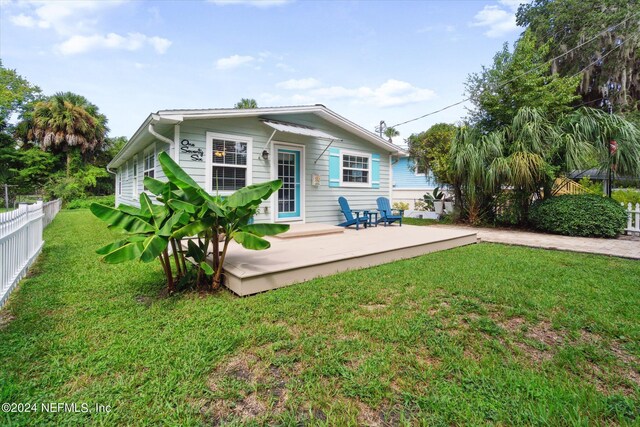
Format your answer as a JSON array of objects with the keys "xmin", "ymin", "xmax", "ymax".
[
  {"xmin": 234, "ymin": 98, "xmax": 258, "ymax": 109},
  {"xmin": 27, "ymin": 92, "xmax": 107, "ymax": 176},
  {"xmin": 384, "ymin": 126, "xmax": 399, "ymax": 142}
]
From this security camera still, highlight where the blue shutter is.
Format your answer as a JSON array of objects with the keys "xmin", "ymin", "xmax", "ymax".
[
  {"xmin": 371, "ymin": 153, "xmax": 380, "ymax": 189},
  {"xmin": 329, "ymin": 147, "xmax": 340, "ymax": 188}
]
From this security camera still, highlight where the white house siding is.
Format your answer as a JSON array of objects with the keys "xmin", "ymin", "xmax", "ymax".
[{"xmin": 175, "ymin": 114, "xmax": 393, "ymax": 225}]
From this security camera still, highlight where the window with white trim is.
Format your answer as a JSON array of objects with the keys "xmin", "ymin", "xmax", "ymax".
[
  {"xmin": 132, "ymin": 156, "xmax": 138, "ymax": 197},
  {"xmin": 341, "ymin": 152, "xmax": 370, "ymax": 185},
  {"xmin": 143, "ymin": 147, "xmax": 155, "ymax": 178},
  {"xmin": 211, "ymin": 138, "xmax": 248, "ymax": 191},
  {"xmin": 415, "ymin": 163, "xmax": 426, "ymax": 176}
]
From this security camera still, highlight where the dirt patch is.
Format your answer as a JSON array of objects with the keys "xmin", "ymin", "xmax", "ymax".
[
  {"xmin": 134, "ymin": 295, "xmax": 153, "ymax": 307},
  {"xmin": 361, "ymin": 304, "xmax": 387, "ymax": 311},
  {"xmin": 501, "ymin": 317, "xmax": 526, "ymax": 332},
  {"xmin": 525, "ymin": 321, "xmax": 564, "ymax": 347},
  {"xmin": 202, "ymin": 347, "xmax": 296, "ymax": 423},
  {"xmin": 355, "ymin": 400, "xmax": 383, "ymax": 427},
  {"xmin": 0, "ymin": 311, "xmax": 15, "ymax": 330}
]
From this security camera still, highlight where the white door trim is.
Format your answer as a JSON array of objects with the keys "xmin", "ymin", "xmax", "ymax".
[{"xmin": 271, "ymin": 141, "xmax": 305, "ymax": 223}]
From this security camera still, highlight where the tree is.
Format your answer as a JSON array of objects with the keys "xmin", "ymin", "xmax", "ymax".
[
  {"xmin": 465, "ymin": 29, "xmax": 581, "ymax": 132},
  {"xmin": 407, "ymin": 123, "xmax": 457, "ymax": 185},
  {"xmin": 450, "ymin": 107, "xmax": 640, "ymax": 225},
  {"xmin": 234, "ymin": 98, "xmax": 258, "ymax": 109},
  {"xmin": 383, "ymin": 126, "xmax": 399, "ymax": 142},
  {"xmin": 0, "ymin": 60, "xmax": 42, "ymax": 130},
  {"xmin": 24, "ymin": 92, "xmax": 108, "ymax": 177},
  {"xmin": 517, "ymin": 0, "xmax": 640, "ymax": 111}
]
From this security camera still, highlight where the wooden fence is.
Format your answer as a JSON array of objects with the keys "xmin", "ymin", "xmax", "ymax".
[
  {"xmin": 624, "ymin": 203, "xmax": 640, "ymax": 235},
  {"xmin": 0, "ymin": 200, "xmax": 61, "ymax": 307}
]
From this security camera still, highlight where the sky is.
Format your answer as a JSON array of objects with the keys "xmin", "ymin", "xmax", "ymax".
[{"xmin": 0, "ymin": 0, "xmax": 524, "ymax": 145}]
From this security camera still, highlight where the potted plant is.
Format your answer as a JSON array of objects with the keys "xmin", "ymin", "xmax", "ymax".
[
  {"xmin": 426, "ymin": 187, "xmax": 445, "ymax": 214},
  {"xmin": 444, "ymin": 195, "xmax": 454, "ymax": 213}
]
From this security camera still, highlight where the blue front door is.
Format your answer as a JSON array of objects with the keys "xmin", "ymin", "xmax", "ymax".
[{"xmin": 276, "ymin": 148, "xmax": 301, "ymax": 219}]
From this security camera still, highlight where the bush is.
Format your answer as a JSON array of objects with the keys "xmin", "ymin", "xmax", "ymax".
[
  {"xmin": 528, "ymin": 194, "xmax": 627, "ymax": 238},
  {"xmin": 66, "ymin": 195, "xmax": 115, "ymax": 209},
  {"xmin": 613, "ymin": 188, "xmax": 640, "ymax": 206},
  {"xmin": 392, "ymin": 201, "xmax": 410, "ymax": 211}
]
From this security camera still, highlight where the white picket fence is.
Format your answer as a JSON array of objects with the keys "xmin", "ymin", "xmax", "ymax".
[
  {"xmin": 624, "ymin": 202, "xmax": 640, "ymax": 235},
  {"xmin": 0, "ymin": 200, "xmax": 61, "ymax": 307}
]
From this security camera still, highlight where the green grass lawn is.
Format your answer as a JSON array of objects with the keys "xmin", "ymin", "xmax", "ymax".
[{"xmin": 1, "ymin": 210, "xmax": 639, "ymax": 426}]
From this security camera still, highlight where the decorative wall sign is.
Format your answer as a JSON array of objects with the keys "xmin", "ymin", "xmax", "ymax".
[{"xmin": 180, "ymin": 139, "xmax": 204, "ymax": 162}]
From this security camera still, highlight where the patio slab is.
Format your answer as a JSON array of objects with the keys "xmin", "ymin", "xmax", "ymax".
[
  {"xmin": 219, "ymin": 224, "xmax": 477, "ymax": 296},
  {"xmin": 434, "ymin": 225, "xmax": 640, "ymax": 260}
]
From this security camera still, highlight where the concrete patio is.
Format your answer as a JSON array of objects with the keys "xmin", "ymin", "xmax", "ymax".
[{"xmin": 218, "ymin": 224, "xmax": 477, "ymax": 296}]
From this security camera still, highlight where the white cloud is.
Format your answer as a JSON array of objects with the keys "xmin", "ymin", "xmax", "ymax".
[
  {"xmin": 10, "ymin": 13, "xmax": 36, "ymax": 28},
  {"xmin": 208, "ymin": 0, "xmax": 292, "ymax": 7},
  {"xmin": 471, "ymin": 2, "xmax": 520, "ymax": 38},
  {"xmin": 215, "ymin": 54, "xmax": 255, "ymax": 70},
  {"xmin": 263, "ymin": 79, "xmax": 436, "ymax": 108},
  {"xmin": 56, "ymin": 33, "xmax": 172, "ymax": 55},
  {"xmin": 10, "ymin": 1, "xmax": 125, "ymax": 35},
  {"xmin": 276, "ymin": 78, "xmax": 321, "ymax": 90}
]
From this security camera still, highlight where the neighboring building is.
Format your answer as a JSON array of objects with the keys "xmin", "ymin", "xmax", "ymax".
[
  {"xmin": 391, "ymin": 155, "xmax": 438, "ymax": 209},
  {"xmin": 108, "ymin": 105, "xmax": 403, "ymax": 224}
]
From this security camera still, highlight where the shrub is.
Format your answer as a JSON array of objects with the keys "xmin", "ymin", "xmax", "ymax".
[
  {"xmin": 66, "ymin": 195, "xmax": 115, "ymax": 209},
  {"xmin": 528, "ymin": 194, "xmax": 627, "ymax": 238},
  {"xmin": 613, "ymin": 188, "xmax": 640, "ymax": 206},
  {"xmin": 392, "ymin": 201, "xmax": 409, "ymax": 211}
]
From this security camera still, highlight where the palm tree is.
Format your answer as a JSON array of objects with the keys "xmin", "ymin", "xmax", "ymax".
[
  {"xmin": 234, "ymin": 98, "xmax": 258, "ymax": 109},
  {"xmin": 27, "ymin": 92, "xmax": 107, "ymax": 176},
  {"xmin": 450, "ymin": 106, "xmax": 640, "ymax": 224},
  {"xmin": 384, "ymin": 126, "xmax": 399, "ymax": 142}
]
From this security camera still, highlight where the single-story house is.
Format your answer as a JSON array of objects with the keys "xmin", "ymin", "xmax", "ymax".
[
  {"xmin": 108, "ymin": 105, "xmax": 404, "ymax": 225},
  {"xmin": 391, "ymin": 155, "xmax": 439, "ymax": 209}
]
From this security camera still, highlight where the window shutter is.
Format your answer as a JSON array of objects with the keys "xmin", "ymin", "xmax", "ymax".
[
  {"xmin": 371, "ymin": 153, "xmax": 380, "ymax": 189},
  {"xmin": 329, "ymin": 147, "xmax": 340, "ymax": 188}
]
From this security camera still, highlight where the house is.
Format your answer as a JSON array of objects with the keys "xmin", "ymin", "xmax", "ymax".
[
  {"xmin": 108, "ymin": 105, "xmax": 403, "ymax": 224},
  {"xmin": 391, "ymin": 155, "xmax": 438, "ymax": 209}
]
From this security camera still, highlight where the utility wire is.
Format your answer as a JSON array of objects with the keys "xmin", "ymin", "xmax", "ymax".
[{"xmin": 390, "ymin": 12, "xmax": 639, "ymax": 129}]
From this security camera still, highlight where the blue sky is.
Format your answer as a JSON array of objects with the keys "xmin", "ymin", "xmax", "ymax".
[{"xmin": 0, "ymin": 0, "xmax": 524, "ymax": 144}]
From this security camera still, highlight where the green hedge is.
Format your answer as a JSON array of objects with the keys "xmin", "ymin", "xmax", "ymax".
[
  {"xmin": 66, "ymin": 195, "xmax": 115, "ymax": 210},
  {"xmin": 528, "ymin": 194, "xmax": 627, "ymax": 238},
  {"xmin": 613, "ymin": 188, "xmax": 640, "ymax": 206}
]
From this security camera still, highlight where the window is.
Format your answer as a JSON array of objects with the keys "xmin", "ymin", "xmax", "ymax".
[
  {"xmin": 341, "ymin": 152, "xmax": 370, "ymax": 185},
  {"xmin": 415, "ymin": 162, "xmax": 426, "ymax": 176},
  {"xmin": 132, "ymin": 155, "xmax": 138, "ymax": 197},
  {"xmin": 143, "ymin": 147, "xmax": 155, "ymax": 178},
  {"xmin": 211, "ymin": 138, "xmax": 248, "ymax": 191}
]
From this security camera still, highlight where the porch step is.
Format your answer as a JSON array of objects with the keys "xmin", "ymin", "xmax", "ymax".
[{"xmin": 274, "ymin": 223, "xmax": 344, "ymax": 239}]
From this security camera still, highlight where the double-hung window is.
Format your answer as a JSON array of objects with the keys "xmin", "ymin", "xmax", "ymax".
[
  {"xmin": 341, "ymin": 152, "xmax": 370, "ymax": 186},
  {"xmin": 207, "ymin": 133, "xmax": 251, "ymax": 192},
  {"xmin": 143, "ymin": 147, "xmax": 155, "ymax": 178}
]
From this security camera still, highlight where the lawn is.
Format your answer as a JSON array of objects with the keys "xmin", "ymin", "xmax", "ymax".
[{"xmin": 1, "ymin": 210, "xmax": 639, "ymax": 426}]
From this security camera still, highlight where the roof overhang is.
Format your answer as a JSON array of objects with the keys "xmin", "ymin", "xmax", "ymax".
[{"xmin": 108, "ymin": 104, "xmax": 404, "ymax": 169}]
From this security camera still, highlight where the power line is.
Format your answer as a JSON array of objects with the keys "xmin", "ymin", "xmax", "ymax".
[{"xmin": 390, "ymin": 12, "xmax": 639, "ymax": 129}]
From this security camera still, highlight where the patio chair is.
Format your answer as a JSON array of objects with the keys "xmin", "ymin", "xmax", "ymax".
[
  {"xmin": 376, "ymin": 197, "xmax": 403, "ymax": 226},
  {"xmin": 338, "ymin": 196, "xmax": 369, "ymax": 230}
]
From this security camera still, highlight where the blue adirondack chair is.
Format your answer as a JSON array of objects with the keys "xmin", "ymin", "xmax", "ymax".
[
  {"xmin": 338, "ymin": 196, "xmax": 369, "ymax": 230},
  {"xmin": 376, "ymin": 197, "xmax": 403, "ymax": 226}
]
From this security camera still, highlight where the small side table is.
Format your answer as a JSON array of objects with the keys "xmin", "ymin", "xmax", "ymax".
[{"xmin": 365, "ymin": 210, "xmax": 378, "ymax": 227}]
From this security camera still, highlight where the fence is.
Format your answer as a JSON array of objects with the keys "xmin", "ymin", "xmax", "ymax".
[
  {"xmin": 0, "ymin": 200, "xmax": 61, "ymax": 307},
  {"xmin": 42, "ymin": 199, "xmax": 62, "ymax": 228},
  {"xmin": 624, "ymin": 203, "xmax": 640, "ymax": 235}
]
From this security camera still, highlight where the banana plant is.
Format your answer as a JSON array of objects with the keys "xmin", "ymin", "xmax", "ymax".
[
  {"xmin": 157, "ymin": 152, "xmax": 289, "ymax": 289},
  {"xmin": 90, "ymin": 191, "xmax": 189, "ymax": 292}
]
